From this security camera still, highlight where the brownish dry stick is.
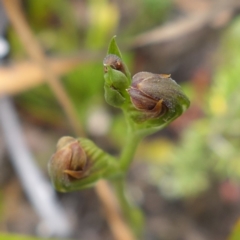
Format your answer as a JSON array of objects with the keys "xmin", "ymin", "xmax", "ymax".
[
  {"xmin": 96, "ymin": 180, "xmax": 136, "ymax": 240},
  {"xmin": 0, "ymin": 56, "xmax": 90, "ymax": 95},
  {"xmin": 1, "ymin": 0, "xmax": 136, "ymax": 239}
]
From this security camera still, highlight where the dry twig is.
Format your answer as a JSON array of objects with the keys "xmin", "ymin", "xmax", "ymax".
[{"xmin": 0, "ymin": 55, "xmax": 96, "ymax": 95}]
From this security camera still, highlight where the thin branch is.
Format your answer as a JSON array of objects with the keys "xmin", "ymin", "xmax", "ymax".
[
  {"xmin": 96, "ymin": 180, "xmax": 136, "ymax": 240},
  {"xmin": 0, "ymin": 55, "xmax": 97, "ymax": 95}
]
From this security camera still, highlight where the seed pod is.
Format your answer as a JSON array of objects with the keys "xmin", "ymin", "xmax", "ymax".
[{"xmin": 128, "ymin": 72, "xmax": 190, "ymax": 122}]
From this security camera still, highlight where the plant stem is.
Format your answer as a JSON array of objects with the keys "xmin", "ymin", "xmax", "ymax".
[
  {"xmin": 119, "ymin": 130, "xmax": 142, "ymax": 171},
  {"xmin": 113, "ymin": 178, "xmax": 144, "ymax": 238},
  {"xmin": 116, "ymin": 117, "xmax": 145, "ymax": 238}
]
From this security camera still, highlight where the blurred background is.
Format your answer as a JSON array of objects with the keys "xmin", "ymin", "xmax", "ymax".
[{"xmin": 0, "ymin": 0, "xmax": 240, "ymax": 239}]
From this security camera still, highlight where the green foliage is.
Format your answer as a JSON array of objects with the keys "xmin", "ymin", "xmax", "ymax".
[
  {"xmin": 7, "ymin": 0, "xmax": 80, "ymax": 56},
  {"xmin": 122, "ymin": 0, "xmax": 173, "ymax": 36},
  {"xmin": 229, "ymin": 220, "xmax": 240, "ymax": 240},
  {"xmin": 104, "ymin": 67, "xmax": 128, "ymax": 107},
  {"xmin": 15, "ymin": 84, "xmax": 64, "ymax": 126},
  {"xmin": 0, "ymin": 233, "xmax": 57, "ymax": 240},
  {"xmin": 140, "ymin": 0, "xmax": 172, "ymax": 26},
  {"xmin": 150, "ymin": 16, "xmax": 240, "ymax": 198},
  {"xmin": 15, "ymin": 61, "xmax": 104, "ymax": 128},
  {"xmin": 107, "ymin": 36, "xmax": 122, "ymax": 58},
  {"xmin": 63, "ymin": 62, "xmax": 105, "ymax": 125},
  {"xmin": 25, "ymin": 0, "xmax": 79, "ymax": 53},
  {"xmin": 85, "ymin": 0, "xmax": 119, "ymax": 49}
]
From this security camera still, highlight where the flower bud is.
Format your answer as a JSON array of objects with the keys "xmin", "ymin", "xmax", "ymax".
[
  {"xmin": 103, "ymin": 54, "xmax": 130, "ymax": 107},
  {"xmin": 127, "ymin": 72, "xmax": 190, "ymax": 123},
  {"xmin": 48, "ymin": 136, "xmax": 87, "ymax": 191},
  {"xmin": 103, "ymin": 54, "xmax": 126, "ymax": 75},
  {"xmin": 48, "ymin": 137, "xmax": 120, "ymax": 192}
]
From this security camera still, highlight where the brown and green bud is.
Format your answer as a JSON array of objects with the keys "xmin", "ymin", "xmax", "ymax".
[
  {"xmin": 48, "ymin": 136, "xmax": 120, "ymax": 192},
  {"xmin": 103, "ymin": 54, "xmax": 126, "ymax": 75},
  {"xmin": 103, "ymin": 54, "xmax": 131, "ymax": 107},
  {"xmin": 127, "ymin": 72, "xmax": 190, "ymax": 123},
  {"xmin": 48, "ymin": 136, "xmax": 88, "ymax": 191}
]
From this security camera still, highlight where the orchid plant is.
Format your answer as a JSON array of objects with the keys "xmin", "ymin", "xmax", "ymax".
[{"xmin": 48, "ymin": 37, "xmax": 190, "ymax": 238}]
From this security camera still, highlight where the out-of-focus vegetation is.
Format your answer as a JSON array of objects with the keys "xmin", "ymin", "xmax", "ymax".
[
  {"xmin": 230, "ymin": 219, "xmax": 240, "ymax": 240},
  {"xmin": 2, "ymin": 0, "xmax": 240, "ymax": 239},
  {"xmin": 121, "ymin": 0, "xmax": 173, "ymax": 36},
  {"xmin": 0, "ymin": 234, "xmax": 56, "ymax": 240},
  {"xmin": 147, "ymin": 16, "xmax": 240, "ymax": 198}
]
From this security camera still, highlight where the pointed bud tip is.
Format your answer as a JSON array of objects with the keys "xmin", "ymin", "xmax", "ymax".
[
  {"xmin": 56, "ymin": 136, "xmax": 76, "ymax": 150},
  {"xmin": 103, "ymin": 54, "xmax": 125, "ymax": 74}
]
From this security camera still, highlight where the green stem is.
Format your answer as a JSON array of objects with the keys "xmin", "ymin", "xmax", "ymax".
[
  {"xmin": 119, "ymin": 131, "xmax": 141, "ymax": 171},
  {"xmin": 113, "ymin": 178, "xmax": 144, "ymax": 238},
  {"xmin": 113, "ymin": 113, "xmax": 146, "ymax": 238},
  {"xmin": 119, "ymin": 109, "xmax": 145, "ymax": 171}
]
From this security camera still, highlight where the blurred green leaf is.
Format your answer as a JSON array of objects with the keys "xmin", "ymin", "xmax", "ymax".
[
  {"xmin": 107, "ymin": 36, "xmax": 122, "ymax": 58},
  {"xmin": 0, "ymin": 233, "xmax": 56, "ymax": 240},
  {"xmin": 11, "ymin": 0, "xmax": 79, "ymax": 55},
  {"xmin": 85, "ymin": 0, "xmax": 119, "ymax": 49},
  {"xmin": 122, "ymin": 0, "xmax": 173, "ymax": 36},
  {"xmin": 229, "ymin": 220, "xmax": 240, "ymax": 240},
  {"xmin": 16, "ymin": 61, "xmax": 105, "ymax": 128}
]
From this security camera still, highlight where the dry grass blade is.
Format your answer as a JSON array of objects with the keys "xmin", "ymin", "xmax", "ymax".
[{"xmin": 0, "ymin": 55, "xmax": 95, "ymax": 95}]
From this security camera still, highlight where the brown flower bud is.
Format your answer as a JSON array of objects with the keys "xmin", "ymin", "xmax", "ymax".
[
  {"xmin": 48, "ymin": 137, "xmax": 87, "ymax": 190},
  {"xmin": 127, "ymin": 72, "xmax": 189, "ymax": 121},
  {"xmin": 103, "ymin": 54, "xmax": 126, "ymax": 75}
]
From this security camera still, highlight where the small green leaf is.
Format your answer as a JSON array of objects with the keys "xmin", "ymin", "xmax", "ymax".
[
  {"xmin": 104, "ymin": 84, "xmax": 126, "ymax": 107},
  {"xmin": 107, "ymin": 36, "xmax": 122, "ymax": 58},
  {"xmin": 103, "ymin": 61, "xmax": 130, "ymax": 107},
  {"xmin": 110, "ymin": 68, "xmax": 129, "ymax": 91}
]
